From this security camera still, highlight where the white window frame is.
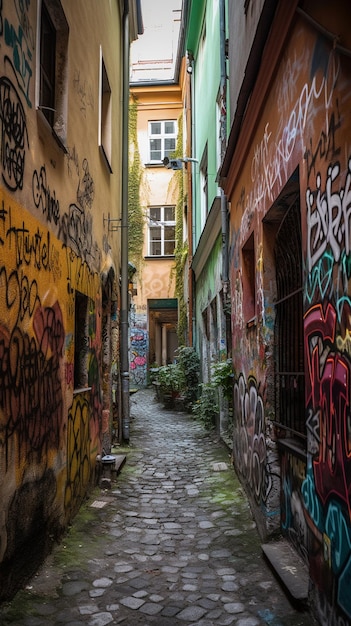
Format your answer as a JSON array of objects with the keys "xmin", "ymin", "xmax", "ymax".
[
  {"xmin": 148, "ymin": 206, "xmax": 176, "ymax": 256},
  {"xmin": 148, "ymin": 120, "xmax": 177, "ymax": 163}
]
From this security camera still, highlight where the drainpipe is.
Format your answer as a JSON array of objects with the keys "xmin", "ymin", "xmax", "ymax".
[
  {"xmin": 219, "ymin": 0, "xmax": 229, "ymax": 303},
  {"xmin": 121, "ymin": 0, "xmax": 130, "ymax": 442},
  {"xmin": 186, "ymin": 58, "xmax": 194, "ymax": 347}
]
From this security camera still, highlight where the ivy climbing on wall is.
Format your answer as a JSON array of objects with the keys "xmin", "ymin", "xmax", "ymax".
[
  {"xmin": 128, "ymin": 101, "xmax": 144, "ymax": 271},
  {"xmin": 172, "ymin": 114, "xmax": 188, "ymax": 345}
]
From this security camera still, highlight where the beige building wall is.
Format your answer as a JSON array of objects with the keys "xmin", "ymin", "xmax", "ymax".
[{"xmin": 129, "ymin": 84, "xmax": 182, "ymax": 383}]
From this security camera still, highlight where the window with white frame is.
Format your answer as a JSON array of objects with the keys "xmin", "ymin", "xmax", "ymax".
[
  {"xmin": 149, "ymin": 121, "xmax": 177, "ymax": 162},
  {"xmin": 148, "ymin": 206, "xmax": 176, "ymax": 256},
  {"xmin": 38, "ymin": 0, "xmax": 69, "ymax": 145}
]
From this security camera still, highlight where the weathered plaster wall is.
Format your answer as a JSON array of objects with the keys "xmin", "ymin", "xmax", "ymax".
[
  {"xmin": 0, "ymin": 0, "xmax": 123, "ymax": 598},
  {"xmin": 228, "ymin": 13, "xmax": 351, "ymax": 623}
]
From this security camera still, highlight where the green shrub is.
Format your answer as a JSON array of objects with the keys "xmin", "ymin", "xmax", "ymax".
[
  {"xmin": 192, "ymin": 383, "xmax": 218, "ymax": 430},
  {"xmin": 175, "ymin": 346, "xmax": 200, "ymax": 408},
  {"xmin": 211, "ymin": 359, "xmax": 234, "ymax": 401},
  {"xmin": 157, "ymin": 363, "xmax": 184, "ymax": 396}
]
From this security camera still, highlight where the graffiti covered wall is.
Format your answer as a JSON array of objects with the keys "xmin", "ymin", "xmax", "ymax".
[
  {"xmin": 226, "ymin": 10, "xmax": 351, "ymax": 623},
  {"xmin": 130, "ymin": 327, "xmax": 148, "ymax": 388},
  {"xmin": 0, "ymin": 190, "xmax": 102, "ymax": 592},
  {"xmin": 0, "ymin": 0, "xmax": 123, "ymax": 599}
]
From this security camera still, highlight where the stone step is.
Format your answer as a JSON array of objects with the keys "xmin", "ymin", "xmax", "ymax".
[
  {"xmin": 114, "ymin": 454, "xmax": 127, "ymax": 474},
  {"xmin": 262, "ymin": 540, "xmax": 309, "ymax": 604}
]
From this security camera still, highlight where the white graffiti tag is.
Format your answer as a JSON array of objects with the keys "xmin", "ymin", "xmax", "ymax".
[{"xmin": 307, "ymin": 158, "xmax": 351, "ymax": 271}]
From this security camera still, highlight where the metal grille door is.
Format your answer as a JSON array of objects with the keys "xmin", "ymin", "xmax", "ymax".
[{"xmin": 274, "ymin": 196, "xmax": 305, "ymax": 439}]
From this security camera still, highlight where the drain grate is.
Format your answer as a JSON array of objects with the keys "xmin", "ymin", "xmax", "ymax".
[{"xmin": 90, "ymin": 500, "xmax": 108, "ymax": 509}]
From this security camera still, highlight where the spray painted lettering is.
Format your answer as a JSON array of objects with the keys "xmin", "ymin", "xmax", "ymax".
[
  {"xmin": 4, "ymin": 18, "xmax": 32, "ymax": 106},
  {"xmin": 0, "ymin": 76, "xmax": 28, "ymax": 191},
  {"xmin": 306, "ymin": 159, "xmax": 351, "ymax": 272},
  {"xmin": 32, "ymin": 165, "xmax": 60, "ymax": 225}
]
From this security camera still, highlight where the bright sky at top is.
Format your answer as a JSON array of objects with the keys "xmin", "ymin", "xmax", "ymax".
[{"xmin": 130, "ymin": 0, "xmax": 182, "ymax": 82}]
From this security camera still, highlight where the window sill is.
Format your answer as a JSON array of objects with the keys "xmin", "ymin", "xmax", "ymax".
[
  {"xmin": 145, "ymin": 255, "xmax": 175, "ymax": 260},
  {"xmin": 36, "ymin": 107, "xmax": 68, "ymax": 153},
  {"xmin": 145, "ymin": 162, "xmax": 165, "ymax": 168}
]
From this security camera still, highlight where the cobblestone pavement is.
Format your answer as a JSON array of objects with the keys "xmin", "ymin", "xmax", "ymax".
[{"xmin": 0, "ymin": 389, "xmax": 315, "ymax": 625}]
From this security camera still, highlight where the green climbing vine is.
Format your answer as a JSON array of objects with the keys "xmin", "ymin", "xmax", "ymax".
[
  {"xmin": 128, "ymin": 101, "xmax": 144, "ymax": 271},
  {"xmin": 172, "ymin": 114, "xmax": 188, "ymax": 345}
]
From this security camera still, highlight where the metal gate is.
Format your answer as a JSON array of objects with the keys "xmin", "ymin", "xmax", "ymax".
[{"xmin": 274, "ymin": 196, "xmax": 305, "ymax": 440}]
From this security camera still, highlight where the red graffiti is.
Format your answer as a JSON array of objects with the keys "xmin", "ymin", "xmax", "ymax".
[{"xmin": 304, "ymin": 303, "xmax": 351, "ymax": 520}]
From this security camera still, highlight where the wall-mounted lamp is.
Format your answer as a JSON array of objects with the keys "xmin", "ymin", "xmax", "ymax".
[{"xmin": 163, "ymin": 156, "xmax": 198, "ymax": 170}]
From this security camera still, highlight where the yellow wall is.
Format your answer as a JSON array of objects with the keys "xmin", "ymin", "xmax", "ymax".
[
  {"xmin": 0, "ymin": 0, "xmax": 126, "ymax": 595},
  {"xmin": 130, "ymin": 85, "xmax": 183, "ymax": 316}
]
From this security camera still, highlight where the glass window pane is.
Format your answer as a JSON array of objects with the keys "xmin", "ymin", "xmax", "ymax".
[
  {"xmin": 150, "ymin": 138, "xmax": 161, "ymax": 160},
  {"xmin": 150, "ymin": 122, "xmax": 161, "ymax": 135},
  {"xmin": 164, "ymin": 240, "xmax": 175, "ymax": 255},
  {"xmin": 150, "ymin": 207, "xmax": 161, "ymax": 221},
  {"xmin": 150, "ymin": 226, "xmax": 161, "ymax": 241},
  {"xmin": 150, "ymin": 150, "xmax": 161, "ymax": 161},
  {"xmin": 164, "ymin": 225, "xmax": 175, "ymax": 241},
  {"xmin": 164, "ymin": 206, "xmax": 175, "ymax": 221},
  {"xmin": 164, "ymin": 121, "xmax": 175, "ymax": 134},
  {"xmin": 149, "ymin": 227, "xmax": 161, "ymax": 255},
  {"xmin": 164, "ymin": 138, "xmax": 175, "ymax": 156},
  {"xmin": 151, "ymin": 242, "xmax": 162, "ymax": 255}
]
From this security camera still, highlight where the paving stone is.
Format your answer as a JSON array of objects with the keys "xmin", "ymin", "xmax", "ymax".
[
  {"xmin": 92, "ymin": 578, "xmax": 113, "ymax": 588},
  {"xmin": 183, "ymin": 583, "xmax": 198, "ymax": 591},
  {"xmin": 221, "ymin": 581, "xmax": 239, "ymax": 592},
  {"xmin": 206, "ymin": 608, "xmax": 224, "ymax": 619},
  {"xmin": 89, "ymin": 589, "xmax": 106, "ymax": 598},
  {"xmin": 113, "ymin": 563, "xmax": 134, "ymax": 573},
  {"xmin": 177, "ymin": 605, "xmax": 208, "ymax": 621},
  {"xmin": 79, "ymin": 605, "xmax": 99, "ymax": 615},
  {"xmin": 132, "ymin": 590, "xmax": 148, "ymax": 598},
  {"xmin": 223, "ymin": 602, "xmax": 245, "ymax": 614},
  {"xmin": 199, "ymin": 520, "xmax": 214, "ymax": 529},
  {"xmin": 161, "ymin": 605, "xmax": 182, "ymax": 617},
  {"xmin": 119, "ymin": 596, "xmax": 145, "ymax": 609},
  {"xmin": 149, "ymin": 593, "xmax": 164, "ymax": 602},
  {"xmin": 138, "ymin": 602, "xmax": 163, "ymax": 615},
  {"xmin": 88, "ymin": 613, "xmax": 113, "ymax": 626},
  {"xmin": 197, "ymin": 597, "xmax": 216, "ymax": 610}
]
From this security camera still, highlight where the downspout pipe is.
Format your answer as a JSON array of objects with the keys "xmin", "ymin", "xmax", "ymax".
[
  {"xmin": 219, "ymin": 0, "xmax": 229, "ymax": 297},
  {"xmin": 121, "ymin": 0, "xmax": 130, "ymax": 442}
]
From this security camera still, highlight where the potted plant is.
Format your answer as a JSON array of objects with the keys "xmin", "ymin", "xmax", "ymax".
[{"xmin": 157, "ymin": 363, "xmax": 185, "ymax": 408}]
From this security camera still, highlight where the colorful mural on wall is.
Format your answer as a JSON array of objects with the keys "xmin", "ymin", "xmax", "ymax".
[
  {"xmin": 0, "ymin": 192, "xmax": 101, "ymax": 560},
  {"xmin": 130, "ymin": 327, "xmax": 148, "ymax": 388},
  {"xmin": 0, "ymin": 1, "xmax": 108, "ymax": 599},
  {"xmin": 228, "ymin": 17, "xmax": 351, "ymax": 625}
]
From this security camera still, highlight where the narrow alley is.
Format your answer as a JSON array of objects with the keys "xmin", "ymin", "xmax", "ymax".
[{"xmin": 0, "ymin": 389, "xmax": 314, "ymax": 626}]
